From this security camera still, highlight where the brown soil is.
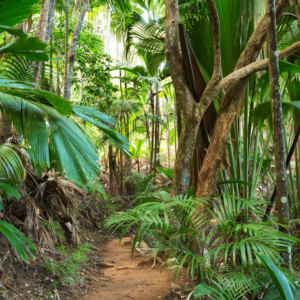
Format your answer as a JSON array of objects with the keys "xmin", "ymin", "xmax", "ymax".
[{"xmin": 84, "ymin": 237, "xmax": 192, "ymax": 300}]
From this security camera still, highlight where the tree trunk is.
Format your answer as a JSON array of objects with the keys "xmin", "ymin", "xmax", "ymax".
[
  {"xmin": 149, "ymin": 91, "xmax": 155, "ymax": 173},
  {"xmin": 50, "ymin": 32, "xmax": 53, "ymax": 92},
  {"xmin": 174, "ymin": 92, "xmax": 177, "ymax": 153},
  {"xmin": 154, "ymin": 84, "xmax": 160, "ymax": 172},
  {"xmin": 176, "ymin": 102, "xmax": 182, "ymax": 142},
  {"xmin": 165, "ymin": 0, "xmax": 201, "ymax": 197},
  {"xmin": 266, "ymin": 0, "xmax": 290, "ymax": 264},
  {"xmin": 56, "ymin": 51, "xmax": 60, "ymax": 96},
  {"xmin": 109, "ymin": 144, "xmax": 116, "ymax": 196},
  {"xmin": 106, "ymin": 5, "xmax": 111, "ymax": 55},
  {"xmin": 165, "ymin": 92, "xmax": 171, "ymax": 168},
  {"xmin": 63, "ymin": 0, "xmax": 69, "ymax": 98},
  {"xmin": 120, "ymin": 115, "xmax": 123, "ymax": 192},
  {"xmin": 33, "ymin": 0, "xmax": 57, "ymax": 85},
  {"xmin": 194, "ymin": 0, "xmax": 290, "ymax": 199},
  {"xmin": 64, "ymin": 0, "xmax": 89, "ymax": 100}
]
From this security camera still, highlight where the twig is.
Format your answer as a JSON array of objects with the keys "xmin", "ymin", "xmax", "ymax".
[
  {"xmin": 42, "ymin": 248, "xmax": 68, "ymax": 256},
  {"xmin": 0, "ymin": 283, "xmax": 23, "ymax": 299}
]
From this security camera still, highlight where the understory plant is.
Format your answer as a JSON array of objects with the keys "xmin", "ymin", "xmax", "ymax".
[
  {"xmin": 44, "ymin": 243, "xmax": 91, "ymax": 286},
  {"xmin": 105, "ymin": 194, "xmax": 300, "ymax": 299}
]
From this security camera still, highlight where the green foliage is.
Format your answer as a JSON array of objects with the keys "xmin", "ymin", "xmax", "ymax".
[
  {"xmin": 75, "ymin": 54, "xmax": 117, "ymax": 107},
  {"xmin": 44, "ymin": 244, "xmax": 91, "ymax": 286},
  {"xmin": 42, "ymin": 220, "xmax": 66, "ymax": 245},
  {"xmin": 190, "ymin": 271, "xmax": 264, "ymax": 300},
  {"xmin": 0, "ymin": 0, "xmax": 39, "ymax": 28},
  {"xmin": 0, "ymin": 220, "xmax": 36, "ymax": 261},
  {"xmin": 256, "ymin": 252, "xmax": 294, "ymax": 300},
  {"xmin": 106, "ymin": 195, "xmax": 297, "ymax": 275},
  {"xmin": 0, "ymin": 26, "xmax": 48, "ymax": 61},
  {"xmin": 126, "ymin": 172, "xmax": 158, "ymax": 200}
]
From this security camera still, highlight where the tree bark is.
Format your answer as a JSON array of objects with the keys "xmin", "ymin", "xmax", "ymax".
[
  {"xmin": 149, "ymin": 90, "xmax": 155, "ymax": 173},
  {"xmin": 63, "ymin": 0, "xmax": 69, "ymax": 98},
  {"xmin": 176, "ymin": 103, "xmax": 182, "ymax": 142},
  {"xmin": 64, "ymin": 0, "xmax": 89, "ymax": 100},
  {"xmin": 109, "ymin": 144, "xmax": 117, "ymax": 196},
  {"xmin": 165, "ymin": 0, "xmax": 201, "ymax": 197},
  {"xmin": 106, "ymin": 5, "xmax": 111, "ymax": 55},
  {"xmin": 194, "ymin": 0, "xmax": 291, "ymax": 199},
  {"xmin": 56, "ymin": 51, "xmax": 60, "ymax": 96},
  {"xmin": 50, "ymin": 32, "xmax": 53, "ymax": 92},
  {"xmin": 266, "ymin": 0, "xmax": 290, "ymax": 264},
  {"xmin": 154, "ymin": 83, "xmax": 160, "ymax": 172},
  {"xmin": 33, "ymin": 0, "xmax": 57, "ymax": 85}
]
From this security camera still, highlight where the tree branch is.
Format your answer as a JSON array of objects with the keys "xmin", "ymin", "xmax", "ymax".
[
  {"xmin": 205, "ymin": 0, "xmax": 221, "ymax": 86},
  {"xmin": 281, "ymin": 12, "xmax": 297, "ymax": 19},
  {"xmin": 199, "ymin": 40, "xmax": 300, "ymax": 114}
]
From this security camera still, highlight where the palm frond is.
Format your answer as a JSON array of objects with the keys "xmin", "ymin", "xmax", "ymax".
[{"xmin": 0, "ymin": 0, "xmax": 39, "ymax": 28}]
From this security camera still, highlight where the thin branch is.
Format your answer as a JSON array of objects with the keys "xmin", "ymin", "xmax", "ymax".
[
  {"xmin": 199, "ymin": 40, "xmax": 300, "ymax": 114},
  {"xmin": 0, "ymin": 283, "xmax": 24, "ymax": 299},
  {"xmin": 281, "ymin": 12, "xmax": 297, "ymax": 19}
]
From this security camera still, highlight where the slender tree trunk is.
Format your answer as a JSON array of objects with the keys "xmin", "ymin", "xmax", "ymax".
[
  {"xmin": 33, "ymin": 0, "xmax": 57, "ymax": 85},
  {"xmin": 64, "ymin": 0, "xmax": 89, "ymax": 100},
  {"xmin": 109, "ymin": 145, "xmax": 116, "ymax": 196},
  {"xmin": 174, "ymin": 92, "xmax": 177, "ymax": 153},
  {"xmin": 266, "ymin": 0, "xmax": 290, "ymax": 264},
  {"xmin": 194, "ymin": 0, "xmax": 291, "ymax": 200},
  {"xmin": 126, "ymin": 113, "xmax": 131, "ymax": 175},
  {"xmin": 50, "ymin": 32, "xmax": 53, "ymax": 92},
  {"xmin": 165, "ymin": 93, "xmax": 171, "ymax": 168},
  {"xmin": 120, "ymin": 115, "xmax": 123, "ymax": 192},
  {"xmin": 106, "ymin": 5, "xmax": 111, "ymax": 55},
  {"xmin": 56, "ymin": 51, "xmax": 60, "ymax": 96},
  {"xmin": 154, "ymin": 84, "xmax": 160, "ymax": 172},
  {"xmin": 149, "ymin": 91, "xmax": 155, "ymax": 173},
  {"xmin": 63, "ymin": 0, "xmax": 69, "ymax": 98}
]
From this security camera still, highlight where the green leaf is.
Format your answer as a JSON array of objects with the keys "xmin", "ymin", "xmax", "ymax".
[
  {"xmin": 256, "ymin": 252, "xmax": 294, "ymax": 300},
  {"xmin": 192, "ymin": 284, "xmax": 219, "ymax": 298},
  {"xmin": 0, "ymin": 182, "xmax": 20, "ymax": 199},
  {"xmin": 0, "ymin": 25, "xmax": 48, "ymax": 62},
  {"xmin": 0, "ymin": 0, "xmax": 39, "ymax": 28},
  {"xmin": 0, "ymin": 220, "xmax": 36, "ymax": 261}
]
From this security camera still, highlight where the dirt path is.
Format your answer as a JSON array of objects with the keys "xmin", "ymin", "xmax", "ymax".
[{"xmin": 85, "ymin": 237, "xmax": 188, "ymax": 300}]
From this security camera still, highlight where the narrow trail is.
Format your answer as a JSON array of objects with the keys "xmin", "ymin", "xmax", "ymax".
[{"xmin": 85, "ymin": 237, "xmax": 187, "ymax": 300}]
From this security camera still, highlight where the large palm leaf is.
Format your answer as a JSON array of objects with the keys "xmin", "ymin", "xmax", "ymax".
[
  {"xmin": 0, "ymin": 25, "xmax": 129, "ymax": 190},
  {"xmin": 0, "ymin": 0, "xmax": 39, "ymax": 28}
]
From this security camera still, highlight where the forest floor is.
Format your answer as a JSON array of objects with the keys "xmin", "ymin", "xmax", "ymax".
[
  {"xmin": 5, "ymin": 229, "xmax": 194, "ymax": 300},
  {"xmin": 83, "ymin": 237, "xmax": 193, "ymax": 300}
]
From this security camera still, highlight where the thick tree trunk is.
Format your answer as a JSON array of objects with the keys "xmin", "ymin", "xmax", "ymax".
[
  {"xmin": 194, "ymin": 0, "xmax": 290, "ymax": 199},
  {"xmin": 64, "ymin": 0, "xmax": 89, "ymax": 100},
  {"xmin": 266, "ymin": 0, "xmax": 290, "ymax": 264},
  {"xmin": 33, "ymin": 0, "xmax": 57, "ymax": 85},
  {"xmin": 63, "ymin": 0, "xmax": 69, "ymax": 98},
  {"xmin": 165, "ymin": 0, "xmax": 201, "ymax": 197}
]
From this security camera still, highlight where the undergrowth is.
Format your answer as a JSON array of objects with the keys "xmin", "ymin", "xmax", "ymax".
[{"xmin": 43, "ymin": 241, "xmax": 91, "ymax": 286}]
